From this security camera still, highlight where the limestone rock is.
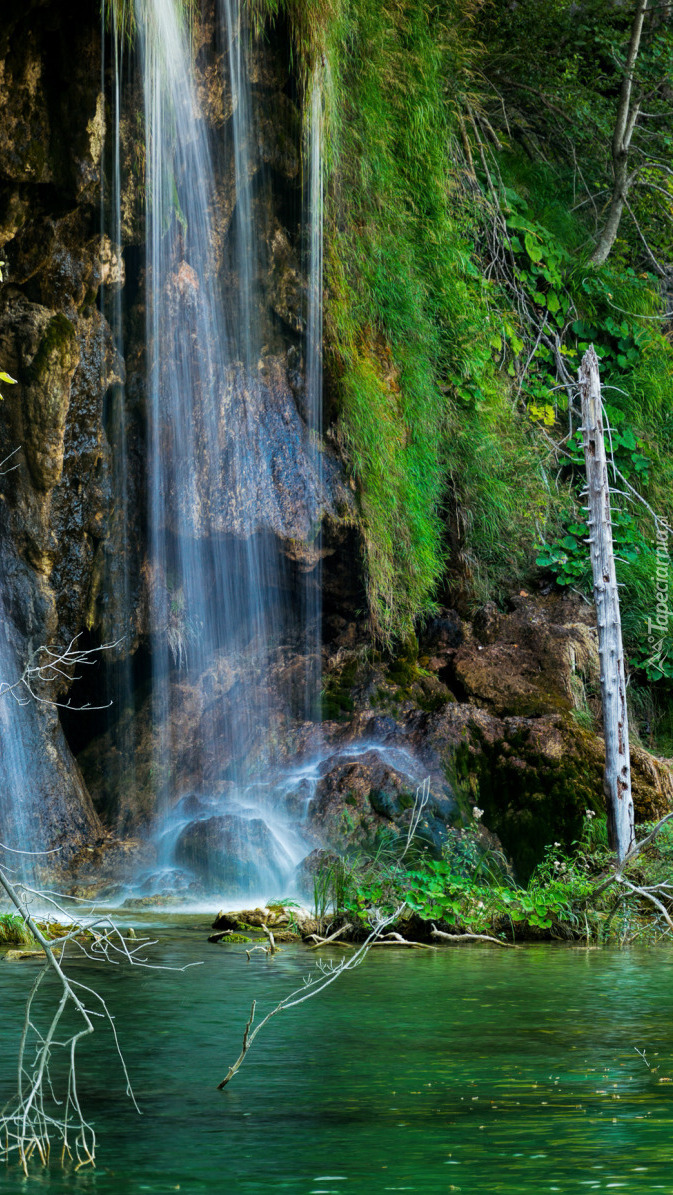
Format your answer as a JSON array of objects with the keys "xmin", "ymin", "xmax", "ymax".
[
  {"xmin": 452, "ymin": 594, "xmax": 599, "ymax": 717},
  {"xmin": 308, "ymin": 747, "xmax": 458, "ymax": 858},
  {"xmin": 175, "ymin": 814, "xmax": 288, "ymax": 889}
]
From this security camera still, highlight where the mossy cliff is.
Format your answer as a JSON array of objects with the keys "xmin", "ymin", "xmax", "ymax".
[{"xmin": 0, "ymin": 0, "xmax": 671, "ymax": 874}]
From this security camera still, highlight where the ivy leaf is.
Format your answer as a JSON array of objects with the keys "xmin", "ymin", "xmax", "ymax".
[{"xmin": 524, "ymin": 233, "xmax": 544, "ymax": 263}]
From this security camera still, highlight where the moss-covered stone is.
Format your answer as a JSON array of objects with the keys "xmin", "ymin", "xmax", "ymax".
[
  {"xmin": 321, "ymin": 656, "xmax": 358, "ymax": 720},
  {"xmin": 21, "ymin": 312, "xmax": 79, "ymax": 492}
]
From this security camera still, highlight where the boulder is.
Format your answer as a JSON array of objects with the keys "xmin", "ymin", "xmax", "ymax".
[
  {"xmin": 174, "ymin": 814, "xmax": 292, "ymax": 892},
  {"xmin": 307, "ymin": 747, "xmax": 458, "ymax": 857}
]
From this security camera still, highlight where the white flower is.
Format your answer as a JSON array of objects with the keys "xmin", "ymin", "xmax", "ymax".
[{"xmin": 473, "ymin": 807, "xmax": 484, "ymax": 821}]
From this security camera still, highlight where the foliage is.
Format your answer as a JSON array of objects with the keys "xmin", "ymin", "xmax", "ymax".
[
  {"xmin": 253, "ymin": 0, "xmax": 550, "ymax": 639},
  {"xmin": 114, "ymin": 1, "xmax": 673, "ymax": 723},
  {"xmin": 315, "ymin": 809, "xmax": 673, "ymax": 944},
  {"xmin": 0, "ymin": 913, "xmax": 36, "ymax": 947}
]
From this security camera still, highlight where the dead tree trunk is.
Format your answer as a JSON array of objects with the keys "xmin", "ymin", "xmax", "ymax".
[
  {"xmin": 578, "ymin": 346, "xmax": 635, "ymax": 860},
  {"xmin": 590, "ymin": 0, "xmax": 649, "ymax": 266}
]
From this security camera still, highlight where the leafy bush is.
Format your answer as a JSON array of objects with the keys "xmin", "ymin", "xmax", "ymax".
[{"xmin": 313, "ymin": 809, "xmax": 673, "ymax": 944}]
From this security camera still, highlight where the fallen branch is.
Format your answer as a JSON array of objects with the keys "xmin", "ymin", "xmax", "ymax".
[
  {"xmin": 218, "ymin": 907, "xmax": 404, "ymax": 1090},
  {"xmin": 617, "ymin": 877, "xmax": 673, "ymax": 931},
  {"xmin": 369, "ymin": 932, "xmax": 436, "ymax": 950},
  {"xmin": 431, "ymin": 924, "xmax": 518, "ymax": 948},
  {"xmin": 0, "ymin": 633, "xmax": 123, "ymax": 712},
  {"xmin": 306, "ymin": 923, "xmax": 353, "ymax": 949},
  {"xmin": 245, "ymin": 946, "xmax": 270, "ymax": 962},
  {"xmin": 260, "ymin": 924, "xmax": 277, "ymax": 954},
  {"xmin": 0, "ymin": 867, "xmax": 200, "ymax": 1172},
  {"xmin": 219, "ymin": 1001, "xmax": 257, "ymax": 1086},
  {"xmin": 401, "ymin": 778, "xmax": 431, "ymax": 858},
  {"xmin": 591, "ymin": 810, "xmax": 673, "ymax": 899}
]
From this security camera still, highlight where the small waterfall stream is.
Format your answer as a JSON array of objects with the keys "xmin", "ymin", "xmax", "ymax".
[
  {"xmin": 0, "ymin": 606, "xmax": 38, "ymax": 856},
  {"xmin": 302, "ymin": 67, "xmax": 324, "ymax": 727}
]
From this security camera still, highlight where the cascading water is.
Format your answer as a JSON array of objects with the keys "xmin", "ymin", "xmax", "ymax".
[
  {"xmin": 99, "ymin": 8, "xmax": 138, "ymax": 813},
  {"xmin": 104, "ymin": 0, "xmax": 329, "ymax": 897},
  {"xmin": 0, "ymin": 584, "xmax": 100, "ymax": 868},
  {"xmin": 301, "ymin": 67, "xmax": 325, "ymax": 726},
  {"xmin": 0, "ymin": 604, "xmax": 39, "ymax": 857}
]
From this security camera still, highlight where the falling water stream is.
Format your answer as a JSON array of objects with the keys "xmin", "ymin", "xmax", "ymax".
[
  {"xmin": 101, "ymin": 0, "xmax": 329, "ymax": 896},
  {"xmin": 0, "ymin": 605, "xmax": 39, "ymax": 855}
]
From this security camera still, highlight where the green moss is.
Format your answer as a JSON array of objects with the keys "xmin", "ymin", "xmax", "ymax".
[
  {"xmin": 250, "ymin": 0, "xmax": 549, "ymax": 640},
  {"xmin": 216, "ymin": 933, "xmax": 252, "ymax": 944},
  {"xmin": 27, "ymin": 314, "xmax": 77, "ymax": 384},
  {"xmin": 321, "ymin": 656, "xmax": 358, "ymax": 720},
  {"xmin": 471, "ymin": 720, "xmax": 603, "ymax": 881},
  {"xmin": 415, "ymin": 689, "xmax": 451, "ymax": 714}
]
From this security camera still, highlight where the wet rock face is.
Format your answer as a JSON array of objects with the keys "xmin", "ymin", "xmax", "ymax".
[
  {"xmin": 0, "ymin": 0, "xmax": 126, "ymax": 662},
  {"xmin": 174, "ymin": 814, "xmax": 287, "ymax": 891},
  {"xmin": 154, "ymin": 355, "xmax": 349, "ymax": 550},
  {"xmin": 0, "ymin": 0, "xmax": 120, "ymax": 850},
  {"xmin": 313, "ymin": 594, "xmax": 673, "ymax": 879},
  {"xmin": 0, "ymin": 683, "xmax": 101, "ymax": 861},
  {"xmin": 307, "ymin": 748, "xmax": 458, "ymax": 858},
  {"xmin": 451, "ymin": 594, "xmax": 600, "ymax": 717}
]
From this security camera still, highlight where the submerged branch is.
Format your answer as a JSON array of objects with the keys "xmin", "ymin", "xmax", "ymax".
[
  {"xmin": 0, "ymin": 869, "xmax": 200, "ymax": 1172},
  {"xmin": 218, "ymin": 908, "xmax": 404, "ymax": 1090}
]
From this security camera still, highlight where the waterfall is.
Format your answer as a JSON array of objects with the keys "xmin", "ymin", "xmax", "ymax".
[
  {"xmin": 0, "ymin": 608, "xmax": 38, "ymax": 857},
  {"xmin": 302, "ymin": 68, "xmax": 324, "ymax": 724},
  {"xmin": 100, "ymin": 5, "xmax": 138, "ymax": 816},
  {"xmin": 101, "ymin": 0, "xmax": 328, "ymax": 897}
]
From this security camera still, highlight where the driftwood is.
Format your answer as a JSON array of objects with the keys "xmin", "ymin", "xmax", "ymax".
[
  {"xmin": 305, "ymin": 923, "xmax": 353, "ymax": 949},
  {"xmin": 592, "ymin": 810, "xmax": 673, "ymax": 899},
  {"xmin": 0, "ymin": 866, "xmax": 199, "ymax": 1172},
  {"xmin": 431, "ymin": 924, "xmax": 518, "ymax": 948},
  {"xmin": 260, "ymin": 924, "xmax": 278, "ymax": 954},
  {"xmin": 578, "ymin": 346, "xmax": 635, "ymax": 861},
  {"xmin": 369, "ymin": 932, "xmax": 436, "ymax": 950},
  {"xmin": 218, "ymin": 908, "xmax": 405, "ymax": 1089},
  {"xmin": 245, "ymin": 946, "xmax": 270, "ymax": 962}
]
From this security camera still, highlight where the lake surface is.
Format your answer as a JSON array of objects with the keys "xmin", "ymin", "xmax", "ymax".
[{"xmin": 1, "ymin": 922, "xmax": 672, "ymax": 1193}]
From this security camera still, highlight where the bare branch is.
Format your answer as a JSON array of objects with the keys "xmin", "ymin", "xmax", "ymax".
[
  {"xmin": 431, "ymin": 924, "xmax": 518, "ymax": 948},
  {"xmin": 217, "ymin": 907, "xmax": 404, "ymax": 1090},
  {"xmin": 0, "ymin": 869, "xmax": 201, "ymax": 1171}
]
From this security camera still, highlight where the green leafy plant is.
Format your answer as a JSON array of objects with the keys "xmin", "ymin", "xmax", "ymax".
[{"xmin": 0, "ymin": 913, "xmax": 36, "ymax": 948}]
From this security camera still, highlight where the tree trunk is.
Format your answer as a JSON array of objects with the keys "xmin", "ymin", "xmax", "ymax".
[
  {"xmin": 578, "ymin": 346, "xmax": 635, "ymax": 860},
  {"xmin": 590, "ymin": 0, "xmax": 648, "ymax": 266}
]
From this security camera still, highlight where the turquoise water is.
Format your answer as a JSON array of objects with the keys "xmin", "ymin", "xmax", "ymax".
[{"xmin": 1, "ymin": 925, "xmax": 673, "ymax": 1193}]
